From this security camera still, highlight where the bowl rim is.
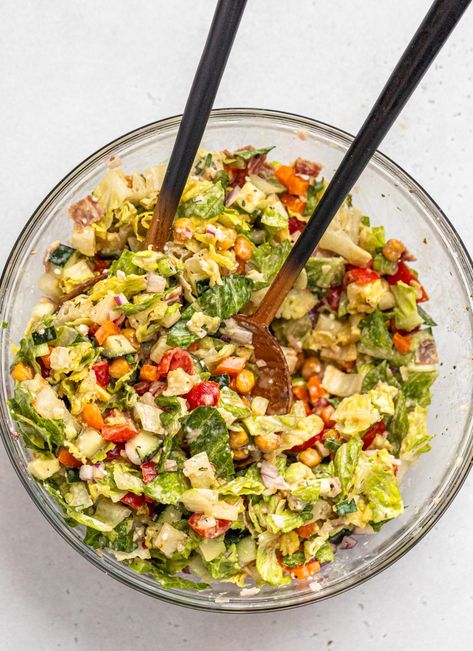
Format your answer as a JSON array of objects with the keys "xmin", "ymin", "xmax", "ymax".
[{"xmin": 1, "ymin": 106, "xmax": 472, "ymax": 612}]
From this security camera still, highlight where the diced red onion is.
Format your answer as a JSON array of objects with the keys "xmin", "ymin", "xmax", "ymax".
[
  {"xmin": 340, "ymin": 536, "xmax": 357, "ymax": 550},
  {"xmin": 206, "ymin": 224, "xmax": 217, "ymax": 237},
  {"xmin": 114, "ymin": 313, "xmax": 126, "ymax": 327},
  {"xmin": 79, "ymin": 465, "xmax": 94, "ymax": 481},
  {"xmin": 225, "ymin": 185, "xmax": 241, "ymax": 207},
  {"xmin": 114, "ymin": 293, "xmax": 127, "ymax": 306},
  {"xmin": 260, "ymin": 461, "xmax": 289, "ymax": 491},
  {"xmin": 146, "ymin": 272, "xmax": 166, "ymax": 294},
  {"xmin": 149, "ymin": 380, "xmax": 166, "ymax": 396}
]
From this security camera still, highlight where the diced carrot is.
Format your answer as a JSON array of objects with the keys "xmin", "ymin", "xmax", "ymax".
[
  {"xmin": 58, "ymin": 447, "xmax": 82, "ymax": 468},
  {"xmin": 139, "ymin": 364, "xmax": 160, "ymax": 382},
  {"xmin": 320, "ymin": 404, "xmax": 335, "ymax": 426},
  {"xmin": 307, "ymin": 376, "xmax": 326, "ymax": 403},
  {"xmin": 281, "ymin": 193, "xmax": 306, "ymax": 214},
  {"xmin": 95, "ymin": 319, "xmax": 120, "ymax": 345},
  {"xmin": 290, "ymin": 559, "xmax": 321, "ymax": 581},
  {"xmin": 11, "ymin": 362, "xmax": 33, "ymax": 382},
  {"xmin": 275, "ymin": 165, "xmax": 309, "ymax": 196},
  {"xmin": 295, "ymin": 522, "xmax": 317, "ymax": 539},
  {"xmin": 393, "ymin": 332, "xmax": 411, "ymax": 354},
  {"xmin": 214, "ymin": 356, "xmax": 246, "ymax": 375},
  {"xmin": 292, "ymin": 384, "xmax": 310, "ymax": 402},
  {"xmin": 40, "ymin": 350, "xmax": 51, "ymax": 369},
  {"xmin": 82, "ymin": 403, "xmax": 104, "ymax": 430}
]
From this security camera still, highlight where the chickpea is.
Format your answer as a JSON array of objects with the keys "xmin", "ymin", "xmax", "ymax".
[
  {"xmin": 109, "ymin": 358, "xmax": 131, "ymax": 379},
  {"xmin": 301, "ymin": 356, "xmax": 321, "ymax": 381},
  {"xmin": 229, "ymin": 430, "xmax": 249, "ymax": 450},
  {"xmin": 234, "ymin": 236, "xmax": 253, "ymax": 262},
  {"xmin": 382, "ymin": 238, "xmax": 405, "ymax": 262},
  {"xmin": 298, "ymin": 448, "xmax": 322, "ymax": 468},
  {"xmin": 232, "ymin": 448, "xmax": 249, "ymax": 461},
  {"xmin": 254, "ymin": 432, "xmax": 280, "ymax": 453},
  {"xmin": 235, "ymin": 369, "xmax": 255, "ymax": 394}
]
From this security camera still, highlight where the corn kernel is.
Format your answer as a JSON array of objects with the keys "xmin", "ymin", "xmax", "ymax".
[
  {"xmin": 298, "ymin": 448, "xmax": 322, "ymax": 468},
  {"xmin": 235, "ymin": 369, "xmax": 255, "ymax": 394}
]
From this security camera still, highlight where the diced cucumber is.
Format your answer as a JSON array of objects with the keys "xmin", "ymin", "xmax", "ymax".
[
  {"xmin": 94, "ymin": 497, "xmax": 131, "ymax": 527},
  {"xmin": 75, "ymin": 427, "xmax": 106, "ymax": 460},
  {"xmin": 187, "ymin": 554, "xmax": 213, "ymax": 582},
  {"xmin": 157, "ymin": 505, "xmax": 182, "ymax": 527},
  {"xmin": 48, "ymin": 244, "xmax": 76, "ymax": 267},
  {"xmin": 28, "ymin": 457, "xmax": 60, "ymax": 480},
  {"xmin": 125, "ymin": 431, "xmax": 161, "ymax": 465},
  {"xmin": 199, "ymin": 538, "xmax": 226, "ymax": 562},
  {"xmin": 31, "ymin": 325, "xmax": 56, "ymax": 346},
  {"xmin": 236, "ymin": 536, "xmax": 257, "ymax": 565},
  {"xmin": 103, "ymin": 335, "xmax": 136, "ymax": 358},
  {"xmin": 33, "ymin": 342, "xmax": 50, "ymax": 358}
]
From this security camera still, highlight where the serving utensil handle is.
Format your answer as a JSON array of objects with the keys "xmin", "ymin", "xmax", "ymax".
[{"xmin": 253, "ymin": 0, "xmax": 471, "ymax": 327}]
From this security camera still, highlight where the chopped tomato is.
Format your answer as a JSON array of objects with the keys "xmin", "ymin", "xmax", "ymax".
[
  {"xmin": 307, "ymin": 376, "xmax": 326, "ymax": 403},
  {"xmin": 328, "ymin": 286, "xmax": 343, "ymax": 311},
  {"xmin": 344, "ymin": 267, "xmax": 380, "ymax": 285},
  {"xmin": 120, "ymin": 492, "xmax": 145, "ymax": 510},
  {"xmin": 95, "ymin": 319, "xmax": 120, "ymax": 345},
  {"xmin": 101, "ymin": 424, "xmax": 138, "ymax": 442},
  {"xmin": 141, "ymin": 462, "xmax": 158, "ymax": 484},
  {"xmin": 92, "ymin": 360, "xmax": 110, "ymax": 387},
  {"xmin": 214, "ymin": 356, "xmax": 246, "ymax": 375},
  {"xmin": 386, "ymin": 261, "xmax": 429, "ymax": 302},
  {"xmin": 93, "ymin": 255, "xmax": 110, "ymax": 273},
  {"xmin": 156, "ymin": 348, "xmax": 194, "ymax": 377},
  {"xmin": 288, "ymin": 216, "xmax": 306, "ymax": 234},
  {"xmin": 139, "ymin": 364, "xmax": 160, "ymax": 383},
  {"xmin": 288, "ymin": 431, "xmax": 324, "ymax": 454},
  {"xmin": 185, "ymin": 381, "xmax": 220, "ymax": 410},
  {"xmin": 362, "ymin": 421, "xmax": 386, "ymax": 450},
  {"xmin": 392, "ymin": 331, "xmax": 411, "ymax": 354},
  {"xmin": 57, "ymin": 447, "xmax": 81, "ymax": 468},
  {"xmin": 133, "ymin": 381, "xmax": 151, "ymax": 396},
  {"xmin": 82, "ymin": 403, "xmax": 104, "ymax": 430},
  {"xmin": 187, "ymin": 513, "xmax": 232, "ymax": 539},
  {"xmin": 281, "ymin": 193, "xmax": 306, "ymax": 214},
  {"xmin": 295, "ymin": 522, "xmax": 317, "ymax": 539}
]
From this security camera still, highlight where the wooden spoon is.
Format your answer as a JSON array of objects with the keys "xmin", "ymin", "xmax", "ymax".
[{"xmin": 236, "ymin": 0, "xmax": 470, "ymax": 415}]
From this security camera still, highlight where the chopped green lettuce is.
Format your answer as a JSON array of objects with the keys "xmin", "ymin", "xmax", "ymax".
[
  {"xmin": 391, "ymin": 282, "xmax": 424, "ymax": 332},
  {"xmin": 305, "ymin": 257, "xmax": 345, "ymax": 289},
  {"xmin": 178, "ymin": 181, "xmax": 225, "ymax": 219},
  {"xmin": 143, "ymin": 472, "xmax": 189, "ymax": 505},
  {"xmin": 182, "ymin": 407, "xmax": 234, "ymax": 479},
  {"xmin": 358, "ymin": 309, "xmax": 394, "ymax": 359},
  {"xmin": 401, "ymin": 369, "xmax": 438, "ymax": 407},
  {"xmin": 256, "ymin": 532, "xmax": 291, "ymax": 586}
]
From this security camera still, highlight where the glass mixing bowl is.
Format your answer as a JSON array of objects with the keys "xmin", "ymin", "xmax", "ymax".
[{"xmin": 1, "ymin": 109, "xmax": 472, "ymax": 612}]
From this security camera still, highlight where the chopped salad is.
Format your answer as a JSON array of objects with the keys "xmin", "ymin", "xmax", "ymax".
[{"xmin": 9, "ymin": 146, "xmax": 438, "ymax": 591}]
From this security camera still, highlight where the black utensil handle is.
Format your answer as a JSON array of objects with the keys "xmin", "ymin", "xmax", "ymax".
[
  {"xmin": 254, "ymin": 0, "xmax": 471, "ymax": 327},
  {"xmin": 145, "ymin": 0, "xmax": 247, "ymax": 250}
]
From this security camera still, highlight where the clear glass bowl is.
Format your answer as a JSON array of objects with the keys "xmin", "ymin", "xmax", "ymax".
[{"xmin": 1, "ymin": 108, "xmax": 472, "ymax": 612}]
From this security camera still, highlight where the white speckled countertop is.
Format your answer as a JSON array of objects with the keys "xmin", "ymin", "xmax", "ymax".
[{"xmin": 1, "ymin": 1, "xmax": 472, "ymax": 648}]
